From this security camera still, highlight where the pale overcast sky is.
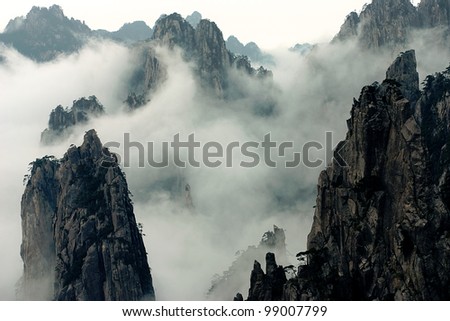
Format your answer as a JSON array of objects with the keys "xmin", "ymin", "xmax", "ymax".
[{"xmin": 0, "ymin": 0, "xmax": 406, "ymax": 49}]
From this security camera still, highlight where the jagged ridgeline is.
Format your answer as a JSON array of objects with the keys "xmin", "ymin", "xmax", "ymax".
[
  {"xmin": 19, "ymin": 130, "xmax": 155, "ymax": 300},
  {"xmin": 126, "ymin": 13, "xmax": 274, "ymax": 111},
  {"xmin": 241, "ymin": 51, "xmax": 450, "ymax": 301},
  {"xmin": 41, "ymin": 96, "xmax": 105, "ymax": 145},
  {"xmin": 0, "ymin": 5, "xmax": 153, "ymax": 62},
  {"xmin": 334, "ymin": 0, "xmax": 450, "ymax": 49}
]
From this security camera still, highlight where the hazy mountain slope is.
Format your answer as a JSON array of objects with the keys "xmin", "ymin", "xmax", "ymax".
[
  {"xmin": 0, "ymin": 5, "xmax": 153, "ymax": 62},
  {"xmin": 0, "ymin": 5, "xmax": 90, "ymax": 62}
]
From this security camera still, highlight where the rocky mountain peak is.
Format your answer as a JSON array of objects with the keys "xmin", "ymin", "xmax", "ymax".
[
  {"xmin": 247, "ymin": 252, "xmax": 287, "ymax": 301},
  {"xmin": 359, "ymin": 0, "xmax": 417, "ymax": 48},
  {"xmin": 27, "ymin": 5, "xmax": 65, "ymax": 21},
  {"xmin": 299, "ymin": 54, "xmax": 450, "ymax": 300},
  {"xmin": 78, "ymin": 129, "xmax": 104, "ymax": 160},
  {"xmin": 333, "ymin": 12, "xmax": 360, "ymax": 43},
  {"xmin": 333, "ymin": 0, "xmax": 450, "ymax": 49},
  {"xmin": 41, "ymin": 96, "xmax": 105, "ymax": 145},
  {"xmin": 127, "ymin": 12, "xmax": 274, "ymax": 110},
  {"xmin": 132, "ymin": 13, "xmax": 233, "ymax": 100},
  {"xmin": 385, "ymin": 49, "xmax": 420, "ymax": 100},
  {"xmin": 0, "ymin": 5, "xmax": 90, "ymax": 61},
  {"xmin": 241, "ymin": 53, "xmax": 450, "ymax": 301},
  {"xmin": 208, "ymin": 226, "xmax": 287, "ymax": 300},
  {"xmin": 152, "ymin": 13, "xmax": 196, "ymax": 52},
  {"xmin": 19, "ymin": 130, "xmax": 155, "ymax": 300}
]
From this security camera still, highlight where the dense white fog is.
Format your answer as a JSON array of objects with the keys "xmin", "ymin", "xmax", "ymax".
[{"xmin": 0, "ymin": 26, "xmax": 449, "ymax": 300}]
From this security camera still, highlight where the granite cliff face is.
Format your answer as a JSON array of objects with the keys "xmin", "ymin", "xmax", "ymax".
[
  {"xmin": 41, "ymin": 96, "xmax": 105, "ymax": 144},
  {"xmin": 245, "ymin": 51, "xmax": 450, "ymax": 300},
  {"xmin": 302, "ymin": 50, "xmax": 450, "ymax": 300},
  {"xmin": 152, "ymin": 13, "xmax": 232, "ymax": 98},
  {"xmin": 20, "ymin": 130, "xmax": 155, "ymax": 300},
  {"xmin": 418, "ymin": 0, "xmax": 450, "ymax": 28},
  {"xmin": 334, "ymin": 0, "xmax": 450, "ymax": 49},
  {"xmin": 126, "ymin": 45, "xmax": 167, "ymax": 109},
  {"xmin": 127, "ymin": 13, "xmax": 273, "ymax": 108}
]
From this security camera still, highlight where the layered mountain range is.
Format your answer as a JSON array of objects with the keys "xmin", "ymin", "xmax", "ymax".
[
  {"xmin": 0, "ymin": 5, "xmax": 153, "ymax": 62},
  {"xmin": 9, "ymin": 0, "xmax": 450, "ymax": 301}
]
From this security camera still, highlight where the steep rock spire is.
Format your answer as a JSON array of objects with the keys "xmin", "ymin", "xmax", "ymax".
[{"xmin": 20, "ymin": 130, "xmax": 155, "ymax": 300}]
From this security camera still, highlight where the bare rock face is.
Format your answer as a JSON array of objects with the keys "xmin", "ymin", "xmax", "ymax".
[
  {"xmin": 418, "ymin": 0, "xmax": 450, "ymax": 28},
  {"xmin": 333, "ymin": 12, "xmax": 360, "ymax": 43},
  {"xmin": 19, "ymin": 157, "xmax": 59, "ymax": 299},
  {"xmin": 20, "ymin": 130, "xmax": 155, "ymax": 300},
  {"xmin": 334, "ymin": 0, "xmax": 450, "ymax": 49},
  {"xmin": 241, "ymin": 51, "xmax": 450, "ymax": 301},
  {"xmin": 127, "ymin": 12, "xmax": 272, "ymax": 108},
  {"xmin": 385, "ymin": 50, "xmax": 420, "ymax": 101},
  {"xmin": 247, "ymin": 253, "xmax": 287, "ymax": 301},
  {"xmin": 152, "ymin": 13, "xmax": 232, "ymax": 98},
  {"xmin": 290, "ymin": 51, "xmax": 450, "ymax": 300},
  {"xmin": 126, "ymin": 45, "xmax": 167, "ymax": 109},
  {"xmin": 359, "ymin": 0, "xmax": 418, "ymax": 49},
  {"xmin": 41, "ymin": 96, "xmax": 105, "ymax": 145}
]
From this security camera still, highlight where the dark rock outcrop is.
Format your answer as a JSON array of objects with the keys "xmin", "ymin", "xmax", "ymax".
[
  {"xmin": 242, "ymin": 51, "xmax": 450, "ymax": 301},
  {"xmin": 334, "ymin": 0, "xmax": 450, "ymax": 49},
  {"xmin": 298, "ymin": 50, "xmax": 450, "ymax": 300},
  {"xmin": 247, "ymin": 253, "xmax": 287, "ymax": 301},
  {"xmin": 208, "ymin": 226, "xmax": 286, "ymax": 300},
  {"xmin": 19, "ymin": 130, "xmax": 155, "ymax": 300},
  {"xmin": 41, "ymin": 96, "xmax": 105, "ymax": 144},
  {"xmin": 385, "ymin": 50, "xmax": 420, "ymax": 101}
]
